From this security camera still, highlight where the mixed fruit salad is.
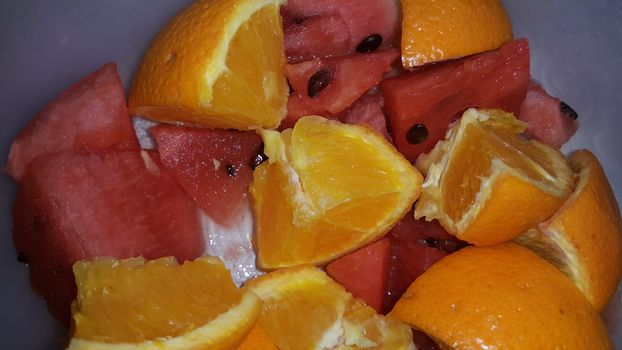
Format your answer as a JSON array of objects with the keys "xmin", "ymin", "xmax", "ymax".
[{"xmin": 5, "ymin": 0, "xmax": 622, "ymax": 349}]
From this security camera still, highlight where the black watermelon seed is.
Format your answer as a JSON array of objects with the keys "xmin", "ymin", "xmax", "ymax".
[
  {"xmin": 307, "ymin": 68, "xmax": 333, "ymax": 98},
  {"xmin": 356, "ymin": 34, "xmax": 383, "ymax": 53},
  {"xmin": 420, "ymin": 238, "xmax": 467, "ymax": 253},
  {"xmin": 560, "ymin": 101, "xmax": 579, "ymax": 120},
  {"xmin": 406, "ymin": 124, "xmax": 428, "ymax": 144},
  {"xmin": 225, "ymin": 164, "xmax": 237, "ymax": 177},
  {"xmin": 16, "ymin": 253, "xmax": 28, "ymax": 264},
  {"xmin": 250, "ymin": 152, "xmax": 268, "ymax": 169}
]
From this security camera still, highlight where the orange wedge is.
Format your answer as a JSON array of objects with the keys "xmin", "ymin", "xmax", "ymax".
[
  {"xmin": 415, "ymin": 108, "xmax": 574, "ymax": 246},
  {"xmin": 250, "ymin": 116, "xmax": 422, "ymax": 269},
  {"xmin": 67, "ymin": 256, "xmax": 260, "ymax": 350},
  {"xmin": 401, "ymin": 0, "xmax": 513, "ymax": 68},
  {"xmin": 129, "ymin": 0, "xmax": 288, "ymax": 130},
  {"xmin": 514, "ymin": 150, "xmax": 622, "ymax": 310},
  {"xmin": 245, "ymin": 265, "xmax": 414, "ymax": 349},
  {"xmin": 390, "ymin": 243, "xmax": 613, "ymax": 349}
]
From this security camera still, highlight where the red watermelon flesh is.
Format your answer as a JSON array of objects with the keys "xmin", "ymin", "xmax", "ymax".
[
  {"xmin": 326, "ymin": 238, "xmax": 391, "ymax": 313},
  {"xmin": 386, "ymin": 215, "xmax": 467, "ymax": 310},
  {"xmin": 12, "ymin": 150, "xmax": 203, "ymax": 325},
  {"xmin": 283, "ymin": 49, "xmax": 399, "ymax": 128},
  {"xmin": 5, "ymin": 63, "xmax": 138, "ymax": 180},
  {"xmin": 381, "ymin": 39, "xmax": 531, "ymax": 162},
  {"xmin": 150, "ymin": 125, "xmax": 262, "ymax": 226},
  {"xmin": 282, "ymin": 0, "xmax": 400, "ymax": 62},
  {"xmin": 518, "ymin": 82, "xmax": 579, "ymax": 148},
  {"xmin": 284, "ymin": 15, "xmax": 351, "ymax": 64},
  {"xmin": 342, "ymin": 93, "xmax": 392, "ymax": 142}
]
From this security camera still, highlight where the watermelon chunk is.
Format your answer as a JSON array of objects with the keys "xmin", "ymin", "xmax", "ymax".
[
  {"xmin": 284, "ymin": 49, "xmax": 399, "ymax": 128},
  {"xmin": 342, "ymin": 93, "xmax": 392, "ymax": 141},
  {"xmin": 386, "ymin": 215, "xmax": 467, "ymax": 309},
  {"xmin": 5, "ymin": 63, "xmax": 139, "ymax": 180},
  {"xmin": 282, "ymin": 0, "xmax": 400, "ymax": 62},
  {"xmin": 326, "ymin": 238, "xmax": 391, "ymax": 313},
  {"xmin": 381, "ymin": 39, "xmax": 531, "ymax": 161},
  {"xmin": 12, "ymin": 150, "xmax": 203, "ymax": 325},
  {"xmin": 150, "ymin": 125, "xmax": 262, "ymax": 226},
  {"xmin": 518, "ymin": 82, "xmax": 579, "ymax": 148}
]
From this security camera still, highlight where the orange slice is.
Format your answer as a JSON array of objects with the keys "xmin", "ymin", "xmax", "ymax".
[
  {"xmin": 250, "ymin": 116, "xmax": 422, "ymax": 269},
  {"xmin": 514, "ymin": 150, "xmax": 622, "ymax": 310},
  {"xmin": 245, "ymin": 265, "xmax": 414, "ymax": 350},
  {"xmin": 415, "ymin": 108, "xmax": 574, "ymax": 246},
  {"xmin": 129, "ymin": 0, "xmax": 288, "ymax": 130},
  {"xmin": 67, "ymin": 256, "xmax": 260, "ymax": 350},
  {"xmin": 390, "ymin": 243, "xmax": 614, "ymax": 349},
  {"xmin": 400, "ymin": 0, "xmax": 513, "ymax": 68}
]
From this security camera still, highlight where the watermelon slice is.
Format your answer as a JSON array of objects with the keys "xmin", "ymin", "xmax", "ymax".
[
  {"xmin": 381, "ymin": 39, "xmax": 531, "ymax": 161},
  {"xmin": 282, "ymin": 0, "xmax": 400, "ymax": 62},
  {"xmin": 386, "ymin": 215, "xmax": 467, "ymax": 309},
  {"xmin": 5, "ymin": 63, "xmax": 138, "ymax": 180},
  {"xmin": 284, "ymin": 49, "xmax": 399, "ymax": 128},
  {"xmin": 326, "ymin": 238, "xmax": 391, "ymax": 313},
  {"xmin": 518, "ymin": 82, "xmax": 579, "ymax": 148},
  {"xmin": 150, "ymin": 125, "xmax": 262, "ymax": 226},
  {"xmin": 12, "ymin": 150, "xmax": 203, "ymax": 325}
]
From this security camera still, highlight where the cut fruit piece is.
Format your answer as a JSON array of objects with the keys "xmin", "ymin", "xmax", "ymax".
[
  {"xmin": 151, "ymin": 125, "xmax": 262, "ymax": 226},
  {"xmin": 381, "ymin": 39, "xmax": 530, "ymax": 161},
  {"xmin": 514, "ymin": 150, "xmax": 622, "ymax": 311},
  {"xmin": 12, "ymin": 150, "xmax": 203, "ymax": 325},
  {"xmin": 415, "ymin": 109, "xmax": 574, "ymax": 246},
  {"xmin": 245, "ymin": 265, "xmax": 414, "ymax": 350},
  {"xmin": 390, "ymin": 243, "xmax": 613, "ymax": 349},
  {"xmin": 517, "ymin": 82, "xmax": 579, "ymax": 148},
  {"xmin": 281, "ymin": 0, "xmax": 400, "ymax": 62},
  {"xmin": 283, "ymin": 49, "xmax": 399, "ymax": 128},
  {"xmin": 67, "ymin": 256, "xmax": 260, "ymax": 350},
  {"xmin": 326, "ymin": 238, "xmax": 391, "ymax": 313},
  {"xmin": 5, "ymin": 63, "xmax": 138, "ymax": 180},
  {"xmin": 401, "ymin": 0, "xmax": 513, "ymax": 68},
  {"xmin": 129, "ymin": 0, "xmax": 288, "ymax": 130},
  {"xmin": 250, "ymin": 116, "xmax": 422, "ymax": 268}
]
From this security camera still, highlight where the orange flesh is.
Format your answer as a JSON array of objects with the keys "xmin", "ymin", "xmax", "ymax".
[
  {"xmin": 253, "ymin": 161, "xmax": 408, "ymax": 268},
  {"xmin": 247, "ymin": 266, "xmax": 414, "ymax": 349},
  {"xmin": 257, "ymin": 281, "xmax": 343, "ymax": 349},
  {"xmin": 442, "ymin": 122, "xmax": 550, "ymax": 222},
  {"xmin": 208, "ymin": 4, "xmax": 287, "ymax": 127},
  {"xmin": 292, "ymin": 125, "xmax": 406, "ymax": 210},
  {"xmin": 73, "ymin": 258, "xmax": 241, "ymax": 343}
]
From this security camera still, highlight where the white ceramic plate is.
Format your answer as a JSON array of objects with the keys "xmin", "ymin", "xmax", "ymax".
[{"xmin": 1, "ymin": 1, "xmax": 620, "ymax": 348}]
